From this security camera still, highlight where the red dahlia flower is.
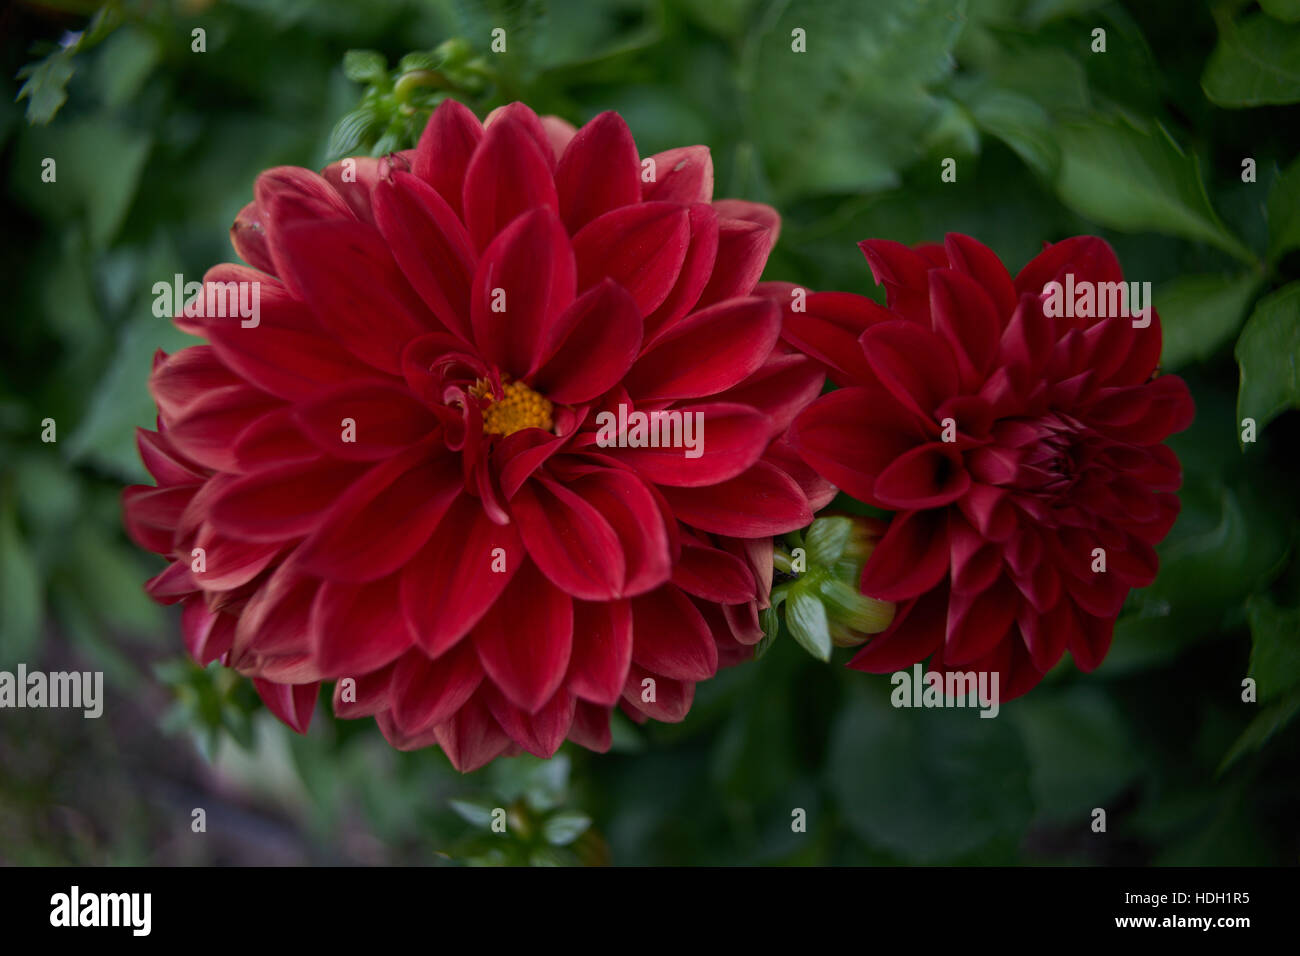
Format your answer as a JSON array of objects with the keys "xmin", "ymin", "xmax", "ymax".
[
  {"xmin": 768, "ymin": 234, "xmax": 1194, "ymax": 699},
  {"xmin": 123, "ymin": 100, "xmax": 829, "ymax": 770}
]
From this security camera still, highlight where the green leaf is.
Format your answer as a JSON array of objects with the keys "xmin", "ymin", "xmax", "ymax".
[
  {"xmin": 0, "ymin": 503, "xmax": 42, "ymax": 666},
  {"xmin": 1203, "ymin": 12, "xmax": 1300, "ymax": 107},
  {"xmin": 1156, "ymin": 273, "xmax": 1261, "ymax": 369},
  {"xmin": 1246, "ymin": 595, "xmax": 1300, "ymax": 703},
  {"xmin": 96, "ymin": 26, "xmax": 161, "ymax": 108},
  {"xmin": 747, "ymin": 0, "xmax": 966, "ymax": 198},
  {"xmin": 966, "ymin": 88, "xmax": 1059, "ymax": 179},
  {"xmin": 1021, "ymin": 0, "xmax": 1109, "ymax": 27},
  {"xmin": 754, "ymin": 605, "xmax": 780, "ymax": 660},
  {"xmin": 66, "ymin": 312, "xmax": 192, "ymax": 481},
  {"xmin": 1055, "ymin": 113, "xmax": 1255, "ymax": 264},
  {"xmin": 1235, "ymin": 281, "xmax": 1300, "ymax": 435},
  {"xmin": 542, "ymin": 811, "xmax": 592, "ymax": 846},
  {"xmin": 785, "ymin": 588, "xmax": 832, "ymax": 662},
  {"xmin": 1266, "ymin": 155, "xmax": 1300, "ymax": 262},
  {"xmin": 13, "ymin": 117, "xmax": 151, "ymax": 247},
  {"xmin": 1136, "ymin": 481, "xmax": 1290, "ymax": 618},
  {"xmin": 342, "ymin": 49, "xmax": 387, "ymax": 83},
  {"xmin": 1219, "ymin": 688, "xmax": 1300, "ymax": 771},
  {"xmin": 448, "ymin": 797, "xmax": 500, "ymax": 828},
  {"xmin": 1010, "ymin": 687, "xmax": 1143, "ymax": 825},
  {"xmin": 827, "ymin": 686, "xmax": 1033, "ymax": 862},
  {"xmin": 804, "ymin": 516, "xmax": 851, "ymax": 566},
  {"xmin": 15, "ymin": 50, "xmax": 75, "ymax": 125},
  {"xmin": 1261, "ymin": 0, "xmax": 1300, "ymax": 22}
]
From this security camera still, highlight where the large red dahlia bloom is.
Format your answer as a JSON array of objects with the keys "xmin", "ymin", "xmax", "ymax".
[
  {"xmin": 123, "ymin": 100, "xmax": 829, "ymax": 770},
  {"xmin": 770, "ymin": 234, "xmax": 1194, "ymax": 699}
]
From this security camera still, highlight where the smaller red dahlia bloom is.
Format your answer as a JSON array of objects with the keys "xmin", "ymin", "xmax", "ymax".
[{"xmin": 766, "ymin": 234, "xmax": 1194, "ymax": 699}]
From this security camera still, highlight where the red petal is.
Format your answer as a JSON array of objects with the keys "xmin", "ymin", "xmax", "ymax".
[
  {"xmin": 672, "ymin": 537, "xmax": 756, "ymax": 604},
  {"xmin": 624, "ymin": 296, "xmax": 780, "ymax": 401},
  {"xmin": 573, "ymin": 202, "xmax": 691, "ymax": 317},
  {"xmin": 860, "ymin": 320, "xmax": 960, "ymax": 419},
  {"xmin": 847, "ymin": 587, "xmax": 948, "ymax": 673},
  {"xmin": 274, "ymin": 219, "xmax": 437, "ymax": 374},
  {"xmin": 293, "ymin": 447, "xmax": 460, "ymax": 581},
  {"xmin": 642, "ymin": 203, "xmax": 720, "ymax": 341},
  {"xmin": 555, "ymin": 111, "xmax": 641, "ymax": 232},
  {"xmin": 294, "ymin": 381, "xmax": 437, "ymax": 460},
  {"xmin": 462, "ymin": 115, "xmax": 559, "ymax": 252},
  {"xmin": 387, "ymin": 641, "xmax": 484, "ymax": 735},
  {"xmin": 610, "ymin": 402, "xmax": 768, "ymax": 487},
  {"xmin": 620, "ymin": 664, "xmax": 693, "ymax": 722},
  {"xmin": 659, "ymin": 460, "xmax": 812, "ymax": 536},
  {"xmin": 474, "ymin": 561, "xmax": 573, "ymax": 712},
  {"xmin": 694, "ymin": 213, "xmax": 775, "ymax": 308},
  {"xmin": 943, "ymin": 233, "xmax": 1017, "ymax": 320},
  {"xmin": 530, "ymin": 278, "xmax": 643, "ymax": 404},
  {"xmin": 401, "ymin": 495, "xmax": 523, "ymax": 657},
  {"xmin": 566, "ymin": 599, "xmax": 633, "ymax": 706},
  {"xmin": 872, "ymin": 442, "xmax": 971, "ymax": 509},
  {"xmin": 630, "ymin": 586, "xmax": 718, "ymax": 681},
  {"xmin": 230, "ymin": 201, "xmax": 275, "ymax": 275},
  {"xmin": 789, "ymin": 383, "xmax": 924, "ymax": 505},
  {"xmin": 859, "ymin": 509, "xmax": 951, "ymax": 602},
  {"xmin": 208, "ymin": 458, "xmax": 366, "ymax": 542},
  {"xmin": 484, "ymin": 686, "xmax": 576, "ymax": 757},
  {"xmin": 471, "ymin": 207, "xmax": 576, "ymax": 378},
  {"xmin": 929, "ymin": 268, "xmax": 1001, "ymax": 390},
  {"xmin": 512, "ymin": 476, "xmax": 625, "ymax": 600},
  {"xmin": 253, "ymin": 678, "xmax": 319, "ymax": 734},
  {"xmin": 311, "ymin": 574, "xmax": 412, "ymax": 677},
  {"xmin": 412, "ymin": 98, "xmax": 483, "ymax": 219},
  {"xmin": 642, "ymin": 146, "xmax": 713, "ymax": 203},
  {"xmin": 430, "ymin": 693, "xmax": 512, "ymax": 771},
  {"xmin": 372, "ymin": 170, "xmax": 476, "ymax": 343}
]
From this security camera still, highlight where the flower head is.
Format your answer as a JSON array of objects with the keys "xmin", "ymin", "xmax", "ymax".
[
  {"xmin": 124, "ymin": 101, "xmax": 827, "ymax": 770},
  {"xmin": 769, "ymin": 234, "xmax": 1194, "ymax": 698}
]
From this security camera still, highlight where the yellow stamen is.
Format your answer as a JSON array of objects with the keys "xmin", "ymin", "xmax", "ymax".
[{"xmin": 478, "ymin": 379, "xmax": 553, "ymax": 436}]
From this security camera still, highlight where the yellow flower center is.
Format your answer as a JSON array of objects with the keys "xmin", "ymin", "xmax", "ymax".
[{"xmin": 475, "ymin": 379, "xmax": 554, "ymax": 436}]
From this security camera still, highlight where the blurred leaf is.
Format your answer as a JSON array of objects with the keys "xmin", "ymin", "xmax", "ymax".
[
  {"xmin": 342, "ymin": 49, "xmax": 388, "ymax": 83},
  {"xmin": 448, "ymin": 797, "xmax": 499, "ymax": 828},
  {"xmin": 748, "ymin": 0, "xmax": 966, "ymax": 198},
  {"xmin": 447, "ymin": 0, "xmax": 546, "ymax": 78},
  {"xmin": 1246, "ymin": 594, "xmax": 1300, "ymax": 703},
  {"xmin": 827, "ymin": 686, "xmax": 1032, "ymax": 862},
  {"xmin": 66, "ymin": 313, "xmax": 192, "ymax": 481},
  {"xmin": 1010, "ymin": 686, "xmax": 1142, "ymax": 824},
  {"xmin": 785, "ymin": 588, "xmax": 832, "ymax": 662},
  {"xmin": 1261, "ymin": 0, "xmax": 1300, "ymax": 22},
  {"xmin": 1235, "ymin": 281, "xmax": 1300, "ymax": 435},
  {"xmin": 96, "ymin": 26, "xmax": 161, "ymax": 108},
  {"xmin": 1054, "ymin": 113, "xmax": 1255, "ymax": 264},
  {"xmin": 15, "ymin": 49, "xmax": 75, "ymax": 125},
  {"xmin": 12, "ymin": 455, "xmax": 81, "ymax": 530},
  {"xmin": 1266, "ymin": 155, "xmax": 1300, "ymax": 262},
  {"xmin": 0, "ymin": 503, "xmax": 42, "ymax": 666},
  {"xmin": 804, "ymin": 515, "xmax": 851, "ymax": 566},
  {"xmin": 965, "ymin": 88, "xmax": 1059, "ymax": 179},
  {"xmin": 1203, "ymin": 11, "xmax": 1300, "ymax": 107},
  {"xmin": 1138, "ymin": 481, "xmax": 1290, "ymax": 618},
  {"xmin": 1157, "ymin": 272, "xmax": 1261, "ymax": 369},
  {"xmin": 1021, "ymin": 0, "xmax": 1108, "ymax": 26},
  {"xmin": 13, "ymin": 117, "xmax": 151, "ymax": 247},
  {"xmin": 542, "ymin": 810, "xmax": 592, "ymax": 846},
  {"xmin": 1219, "ymin": 688, "xmax": 1300, "ymax": 770},
  {"xmin": 60, "ymin": 525, "xmax": 163, "ymax": 635}
]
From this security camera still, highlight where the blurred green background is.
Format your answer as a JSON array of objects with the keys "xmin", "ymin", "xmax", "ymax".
[{"xmin": 1, "ymin": 0, "xmax": 1298, "ymax": 865}]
